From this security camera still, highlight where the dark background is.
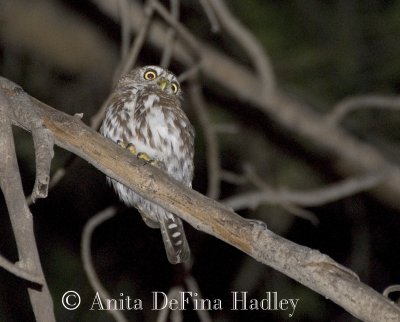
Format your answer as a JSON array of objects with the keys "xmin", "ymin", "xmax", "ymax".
[{"xmin": 0, "ymin": 0, "xmax": 400, "ymax": 321}]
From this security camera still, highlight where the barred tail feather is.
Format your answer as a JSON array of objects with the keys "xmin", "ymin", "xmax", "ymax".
[{"xmin": 157, "ymin": 212, "xmax": 190, "ymax": 264}]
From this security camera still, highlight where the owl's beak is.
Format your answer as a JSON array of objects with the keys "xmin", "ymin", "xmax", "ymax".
[{"xmin": 158, "ymin": 78, "xmax": 169, "ymax": 91}]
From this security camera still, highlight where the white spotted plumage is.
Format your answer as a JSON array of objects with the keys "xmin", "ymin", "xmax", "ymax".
[{"xmin": 100, "ymin": 66, "xmax": 194, "ymax": 264}]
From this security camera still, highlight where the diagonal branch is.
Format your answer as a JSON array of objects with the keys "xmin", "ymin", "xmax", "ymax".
[{"xmin": 1, "ymin": 75, "xmax": 399, "ymax": 322}]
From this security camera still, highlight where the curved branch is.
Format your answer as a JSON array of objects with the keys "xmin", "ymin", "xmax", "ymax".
[
  {"xmin": 327, "ymin": 95, "xmax": 400, "ymax": 125},
  {"xmin": 222, "ymin": 171, "xmax": 387, "ymax": 210},
  {"xmin": 189, "ymin": 82, "xmax": 221, "ymax": 199},
  {"xmin": 2, "ymin": 76, "xmax": 400, "ymax": 322},
  {"xmin": 81, "ymin": 206, "xmax": 128, "ymax": 322},
  {"xmin": 207, "ymin": 0, "xmax": 276, "ymax": 92}
]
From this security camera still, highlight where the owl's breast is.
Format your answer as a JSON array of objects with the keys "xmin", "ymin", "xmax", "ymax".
[{"xmin": 133, "ymin": 107, "xmax": 183, "ymax": 155}]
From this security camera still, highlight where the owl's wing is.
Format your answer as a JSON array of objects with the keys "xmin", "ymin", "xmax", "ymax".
[{"xmin": 157, "ymin": 212, "xmax": 190, "ymax": 264}]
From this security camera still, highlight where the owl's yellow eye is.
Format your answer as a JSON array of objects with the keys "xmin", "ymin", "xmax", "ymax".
[
  {"xmin": 171, "ymin": 82, "xmax": 179, "ymax": 94},
  {"xmin": 144, "ymin": 70, "xmax": 157, "ymax": 80}
]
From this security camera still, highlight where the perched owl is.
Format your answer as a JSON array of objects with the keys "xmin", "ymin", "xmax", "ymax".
[{"xmin": 100, "ymin": 66, "xmax": 194, "ymax": 264}]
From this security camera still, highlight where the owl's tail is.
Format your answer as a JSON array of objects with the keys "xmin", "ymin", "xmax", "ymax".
[{"xmin": 157, "ymin": 212, "xmax": 191, "ymax": 264}]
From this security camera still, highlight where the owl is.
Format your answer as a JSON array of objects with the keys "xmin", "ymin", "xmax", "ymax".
[{"xmin": 100, "ymin": 66, "xmax": 194, "ymax": 264}]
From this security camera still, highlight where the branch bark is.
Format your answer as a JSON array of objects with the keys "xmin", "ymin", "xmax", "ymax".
[{"xmin": 1, "ymin": 76, "xmax": 399, "ymax": 321}]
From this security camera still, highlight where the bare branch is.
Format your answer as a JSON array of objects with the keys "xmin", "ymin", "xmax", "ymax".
[
  {"xmin": 184, "ymin": 273, "xmax": 213, "ymax": 322},
  {"xmin": 222, "ymin": 171, "xmax": 387, "ymax": 210},
  {"xmin": 327, "ymin": 95, "xmax": 400, "ymax": 125},
  {"xmin": 156, "ymin": 286, "xmax": 185, "ymax": 322},
  {"xmin": 7, "ymin": 86, "xmax": 54, "ymax": 202},
  {"xmin": 220, "ymin": 170, "xmax": 248, "ymax": 185},
  {"xmin": 189, "ymin": 82, "xmax": 221, "ymax": 199},
  {"xmin": 177, "ymin": 63, "xmax": 202, "ymax": 83},
  {"xmin": 383, "ymin": 285, "xmax": 400, "ymax": 299},
  {"xmin": 117, "ymin": 0, "xmax": 131, "ymax": 60},
  {"xmin": 0, "ymin": 83, "xmax": 55, "ymax": 321},
  {"xmin": 160, "ymin": 0, "xmax": 180, "ymax": 68},
  {"xmin": 0, "ymin": 255, "xmax": 43, "ymax": 285},
  {"xmin": 118, "ymin": 0, "xmax": 155, "ymax": 78},
  {"xmin": 2, "ymin": 76, "xmax": 400, "ymax": 322},
  {"xmin": 150, "ymin": 0, "xmax": 201, "ymax": 54},
  {"xmin": 81, "ymin": 206, "xmax": 128, "ymax": 322},
  {"xmin": 30, "ymin": 119, "xmax": 54, "ymax": 202},
  {"xmin": 207, "ymin": 0, "xmax": 276, "ymax": 92},
  {"xmin": 198, "ymin": 0, "xmax": 220, "ymax": 32}
]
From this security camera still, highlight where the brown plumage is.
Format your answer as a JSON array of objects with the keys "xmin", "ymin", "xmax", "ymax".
[{"xmin": 100, "ymin": 66, "xmax": 194, "ymax": 264}]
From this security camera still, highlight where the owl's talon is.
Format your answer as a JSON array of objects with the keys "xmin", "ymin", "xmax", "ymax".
[
  {"xmin": 117, "ymin": 140, "xmax": 138, "ymax": 155},
  {"xmin": 126, "ymin": 143, "xmax": 137, "ymax": 155},
  {"xmin": 137, "ymin": 152, "xmax": 152, "ymax": 162},
  {"xmin": 117, "ymin": 140, "xmax": 127, "ymax": 149},
  {"xmin": 136, "ymin": 152, "xmax": 160, "ymax": 167}
]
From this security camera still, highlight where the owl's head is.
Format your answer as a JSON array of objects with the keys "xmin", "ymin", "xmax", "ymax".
[{"xmin": 119, "ymin": 65, "xmax": 182, "ymax": 97}]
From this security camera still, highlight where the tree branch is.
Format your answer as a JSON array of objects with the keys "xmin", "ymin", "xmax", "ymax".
[
  {"xmin": 326, "ymin": 95, "xmax": 400, "ymax": 125},
  {"xmin": 222, "ymin": 171, "xmax": 387, "ymax": 210},
  {"xmin": 0, "ymin": 254, "xmax": 43, "ymax": 285},
  {"xmin": 189, "ymin": 81, "xmax": 221, "ymax": 199},
  {"xmin": 81, "ymin": 206, "xmax": 128, "ymax": 322},
  {"xmin": 2, "ymin": 75, "xmax": 399, "ymax": 321},
  {"xmin": 0, "ymin": 82, "xmax": 55, "ymax": 321}
]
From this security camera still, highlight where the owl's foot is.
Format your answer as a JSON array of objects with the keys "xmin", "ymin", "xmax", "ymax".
[
  {"xmin": 117, "ymin": 140, "xmax": 160, "ymax": 167},
  {"xmin": 137, "ymin": 152, "xmax": 159, "ymax": 167},
  {"xmin": 117, "ymin": 140, "xmax": 137, "ymax": 154}
]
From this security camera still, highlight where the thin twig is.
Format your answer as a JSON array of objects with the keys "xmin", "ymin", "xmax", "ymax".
[
  {"xmin": 207, "ymin": 0, "xmax": 276, "ymax": 92},
  {"xmin": 184, "ymin": 274, "xmax": 213, "ymax": 322},
  {"xmin": 160, "ymin": 0, "xmax": 180, "ymax": 68},
  {"xmin": 220, "ymin": 170, "xmax": 248, "ymax": 185},
  {"xmin": 383, "ymin": 285, "xmax": 400, "ymax": 298},
  {"xmin": 177, "ymin": 63, "xmax": 202, "ymax": 83},
  {"xmin": 118, "ymin": 0, "xmax": 155, "ymax": 78},
  {"xmin": 151, "ymin": 0, "xmax": 201, "ymax": 53},
  {"xmin": 156, "ymin": 286, "xmax": 185, "ymax": 322},
  {"xmin": 326, "ymin": 95, "xmax": 400, "ymax": 125},
  {"xmin": 281, "ymin": 203, "xmax": 319, "ymax": 225},
  {"xmin": 93, "ymin": 0, "xmax": 155, "ymax": 131},
  {"xmin": 198, "ymin": 0, "xmax": 220, "ymax": 32},
  {"xmin": 189, "ymin": 82, "xmax": 221, "ymax": 199},
  {"xmin": 222, "ymin": 170, "xmax": 387, "ymax": 210},
  {"xmin": 81, "ymin": 206, "xmax": 128, "ymax": 322},
  {"xmin": 117, "ymin": 0, "xmax": 131, "ymax": 60}
]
